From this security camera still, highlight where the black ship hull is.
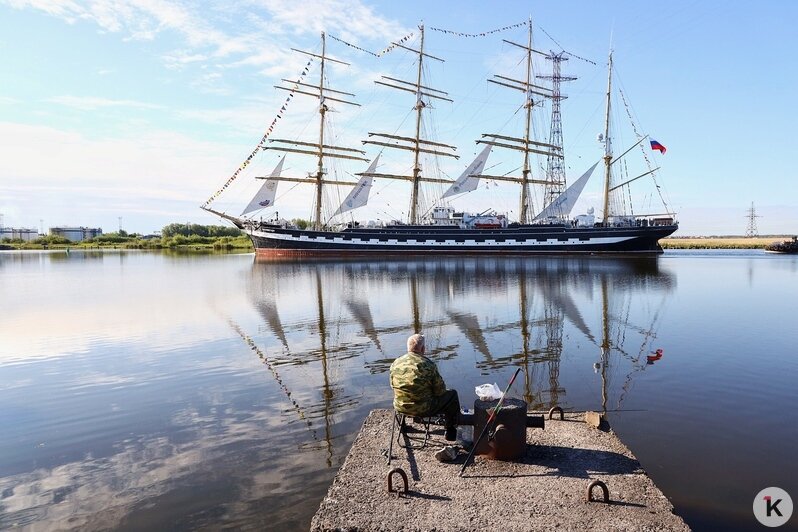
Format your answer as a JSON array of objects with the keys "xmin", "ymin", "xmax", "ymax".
[{"xmin": 245, "ymin": 223, "xmax": 678, "ymax": 257}]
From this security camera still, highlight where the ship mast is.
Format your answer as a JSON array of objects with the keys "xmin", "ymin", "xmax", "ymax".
[
  {"xmin": 474, "ymin": 18, "xmax": 562, "ymax": 224},
  {"xmin": 601, "ymin": 51, "xmax": 613, "ymax": 225},
  {"xmin": 520, "ymin": 20, "xmax": 533, "ymax": 223},
  {"xmin": 599, "ymin": 274, "xmax": 610, "ymax": 414},
  {"xmin": 410, "ymin": 26, "xmax": 426, "ymax": 224},
  {"xmin": 316, "ymin": 270, "xmax": 335, "ymax": 467},
  {"xmin": 360, "ymin": 24, "xmax": 459, "ymax": 225},
  {"xmin": 315, "ymin": 33, "xmax": 328, "ymax": 230},
  {"xmin": 261, "ymin": 32, "xmax": 368, "ymax": 230},
  {"xmin": 598, "ymin": 51, "xmax": 668, "ymax": 223}
]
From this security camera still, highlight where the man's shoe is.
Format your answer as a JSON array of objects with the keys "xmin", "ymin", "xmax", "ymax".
[
  {"xmin": 434, "ymin": 445, "xmax": 457, "ymax": 462},
  {"xmin": 445, "ymin": 427, "xmax": 457, "ymax": 441}
]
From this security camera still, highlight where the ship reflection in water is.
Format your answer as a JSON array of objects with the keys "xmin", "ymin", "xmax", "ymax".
[{"xmin": 245, "ymin": 255, "xmax": 676, "ymax": 454}]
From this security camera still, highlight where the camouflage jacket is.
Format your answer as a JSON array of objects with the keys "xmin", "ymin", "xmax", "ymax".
[{"xmin": 389, "ymin": 352, "xmax": 446, "ymax": 416}]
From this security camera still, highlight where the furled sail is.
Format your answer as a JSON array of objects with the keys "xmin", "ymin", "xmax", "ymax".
[
  {"xmin": 333, "ymin": 155, "xmax": 379, "ymax": 216},
  {"xmin": 241, "ymin": 156, "xmax": 285, "ymax": 216},
  {"xmin": 532, "ymin": 161, "xmax": 599, "ymax": 222},
  {"xmin": 441, "ymin": 145, "xmax": 492, "ymax": 198}
]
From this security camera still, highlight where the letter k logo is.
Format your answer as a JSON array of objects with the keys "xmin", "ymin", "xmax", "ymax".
[
  {"xmin": 765, "ymin": 495, "xmax": 783, "ymax": 517},
  {"xmin": 754, "ymin": 487, "xmax": 792, "ymax": 526}
]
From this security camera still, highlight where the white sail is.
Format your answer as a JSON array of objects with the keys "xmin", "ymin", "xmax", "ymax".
[
  {"xmin": 332, "ymin": 155, "xmax": 379, "ymax": 216},
  {"xmin": 532, "ymin": 161, "xmax": 599, "ymax": 222},
  {"xmin": 441, "ymin": 145, "xmax": 492, "ymax": 198},
  {"xmin": 241, "ymin": 157, "xmax": 285, "ymax": 216}
]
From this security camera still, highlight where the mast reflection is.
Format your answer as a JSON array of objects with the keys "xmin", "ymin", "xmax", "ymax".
[{"xmin": 246, "ymin": 256, "xmax": 675, "ymax": 452}]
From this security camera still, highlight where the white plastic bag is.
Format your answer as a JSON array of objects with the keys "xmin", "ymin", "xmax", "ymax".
[{"xmin": 475, "ymin": 383, "xmax": 502, "ymax": 401}]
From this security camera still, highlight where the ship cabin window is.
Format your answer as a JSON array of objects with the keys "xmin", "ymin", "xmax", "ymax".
[{"xmin": 652, "ymin": 217, "xmax": 674, "ymax": 226}]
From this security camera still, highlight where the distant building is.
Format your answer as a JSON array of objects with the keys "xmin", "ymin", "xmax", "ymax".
[
  {"xmin": 0, "ymin": 227, "xmax": 40, "ymax": 242},
  {"xmin": 49, "ymin": 227, "xmax": 103, "ymax": 242}
]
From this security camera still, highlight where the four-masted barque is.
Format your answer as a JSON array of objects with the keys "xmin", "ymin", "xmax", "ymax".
[{"xmin": 202, "ymin": 21, "xmax": 678, "ymax": 256}]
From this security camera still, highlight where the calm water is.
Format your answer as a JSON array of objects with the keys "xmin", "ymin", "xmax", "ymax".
[{"xmin": 1, "ymin": 250, "xmax": 797, "ymax": 531}]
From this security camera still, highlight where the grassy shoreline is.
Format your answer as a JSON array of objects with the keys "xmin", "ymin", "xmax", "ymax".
[
  {"xmin": 661, "ymin": 236, "xmax": 793, "ymax": 249},
  {"xmin": 0, "ymin": 235, "xmax": 254, "ymax": 252}
]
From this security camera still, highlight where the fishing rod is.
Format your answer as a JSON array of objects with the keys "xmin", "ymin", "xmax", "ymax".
[{"xmin": 459, "ymin": 367, "xmax": 522, "ymax": 477}]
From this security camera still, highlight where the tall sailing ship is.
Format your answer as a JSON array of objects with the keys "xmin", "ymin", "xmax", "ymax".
[{"xmin": 202, "ymin": 21, "xmax": 678, "ymax": 256}]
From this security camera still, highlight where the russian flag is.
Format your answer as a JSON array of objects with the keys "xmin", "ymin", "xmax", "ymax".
[{"xmin": 650, "ymin": 139, "xmax": 667, "ymax": 154}]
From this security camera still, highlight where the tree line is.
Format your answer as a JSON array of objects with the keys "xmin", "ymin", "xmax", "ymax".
[{"xmin": 161, "ymin": 223, "xmax": 243, "ymax": 238}]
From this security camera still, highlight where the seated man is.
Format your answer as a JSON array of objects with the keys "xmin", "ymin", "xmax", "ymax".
[{"xmin": 390, "ymin": 333, "xmax": 460, "ymax": 441}]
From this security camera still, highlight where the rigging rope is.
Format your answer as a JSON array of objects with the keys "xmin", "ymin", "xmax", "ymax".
[
  {"xmin": 227, "ymin": 319, "xmax": 319, "ymax": 441},
  {"xmin": 328, "ymin": 31, "xmax": 415, "ymax": 57},
  {"xmin": 618, "ymin": 85, "xmax": 670, "ymax": 210},
  {"xmin": 201, "ymin": 58, "xmax": 314, "ymax": 208},
  {"xmin": 536, "ymin": 25, "xmax": 564, "ymax": 50},
  {"xmin": 536, "ymin": 25, "xmax": 597, "ymax": 65},
  {"xmin": 429, "ymin": 20, "xmax": 527, "ymax": 37}
]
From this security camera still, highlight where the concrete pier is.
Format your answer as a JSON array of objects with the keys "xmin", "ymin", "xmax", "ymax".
[{"xmin": 311, "ymin": 409, "xmax": 688, "ymax": 531}]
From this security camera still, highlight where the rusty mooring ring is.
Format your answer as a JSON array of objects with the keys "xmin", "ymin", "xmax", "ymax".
[
  {"xmin": 586, "ymin": 479, "xmax": 610, "ymax": 503},
  {"xmin": 548, "ymin": 406, "xmax": 564, "ymax": 420},
  {"xmin": 387, "ymin": 467, "xmax": 408, "ymax": 497}
]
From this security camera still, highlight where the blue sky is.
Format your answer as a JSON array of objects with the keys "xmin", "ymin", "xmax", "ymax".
[{"xmin": 1, "ymin": 0, "xmax": 796, "ymax": 236}]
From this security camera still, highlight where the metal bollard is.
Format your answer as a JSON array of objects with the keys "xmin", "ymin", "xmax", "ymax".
[{"xmin": 526, "ymin": 414, "xmax": 545, "ymax": 428}]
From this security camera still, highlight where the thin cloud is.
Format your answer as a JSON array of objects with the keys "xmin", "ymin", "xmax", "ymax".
[
  {"xmin": 3, "ymin": 0, "xmax": 77, "ymax": 18},
  {"xmin": 256, "ymin": 0, "xmax": 409, "ymax": 41},
  {"xmin": 0, "ymin": 121, "xmax": 235, "ymax": 200},
  {"xmin": 47, "ymin": 95, "xmax": 165, "ymax": 111},
  {"xmin": 4, "ymin": 0, "xmax": 409, "ymax": 70},
  {"xmin": 162, "ymin": 50, "xmax": 208, "ymax": 70},
  {"xmin": 189, "ymin": 71, "xmax": 231, "ymax": 95}
]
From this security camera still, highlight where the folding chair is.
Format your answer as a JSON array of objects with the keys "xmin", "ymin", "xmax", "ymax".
[{"xmin": 386, "ymin": 410, "xmax": 434, "ymax": 465}]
